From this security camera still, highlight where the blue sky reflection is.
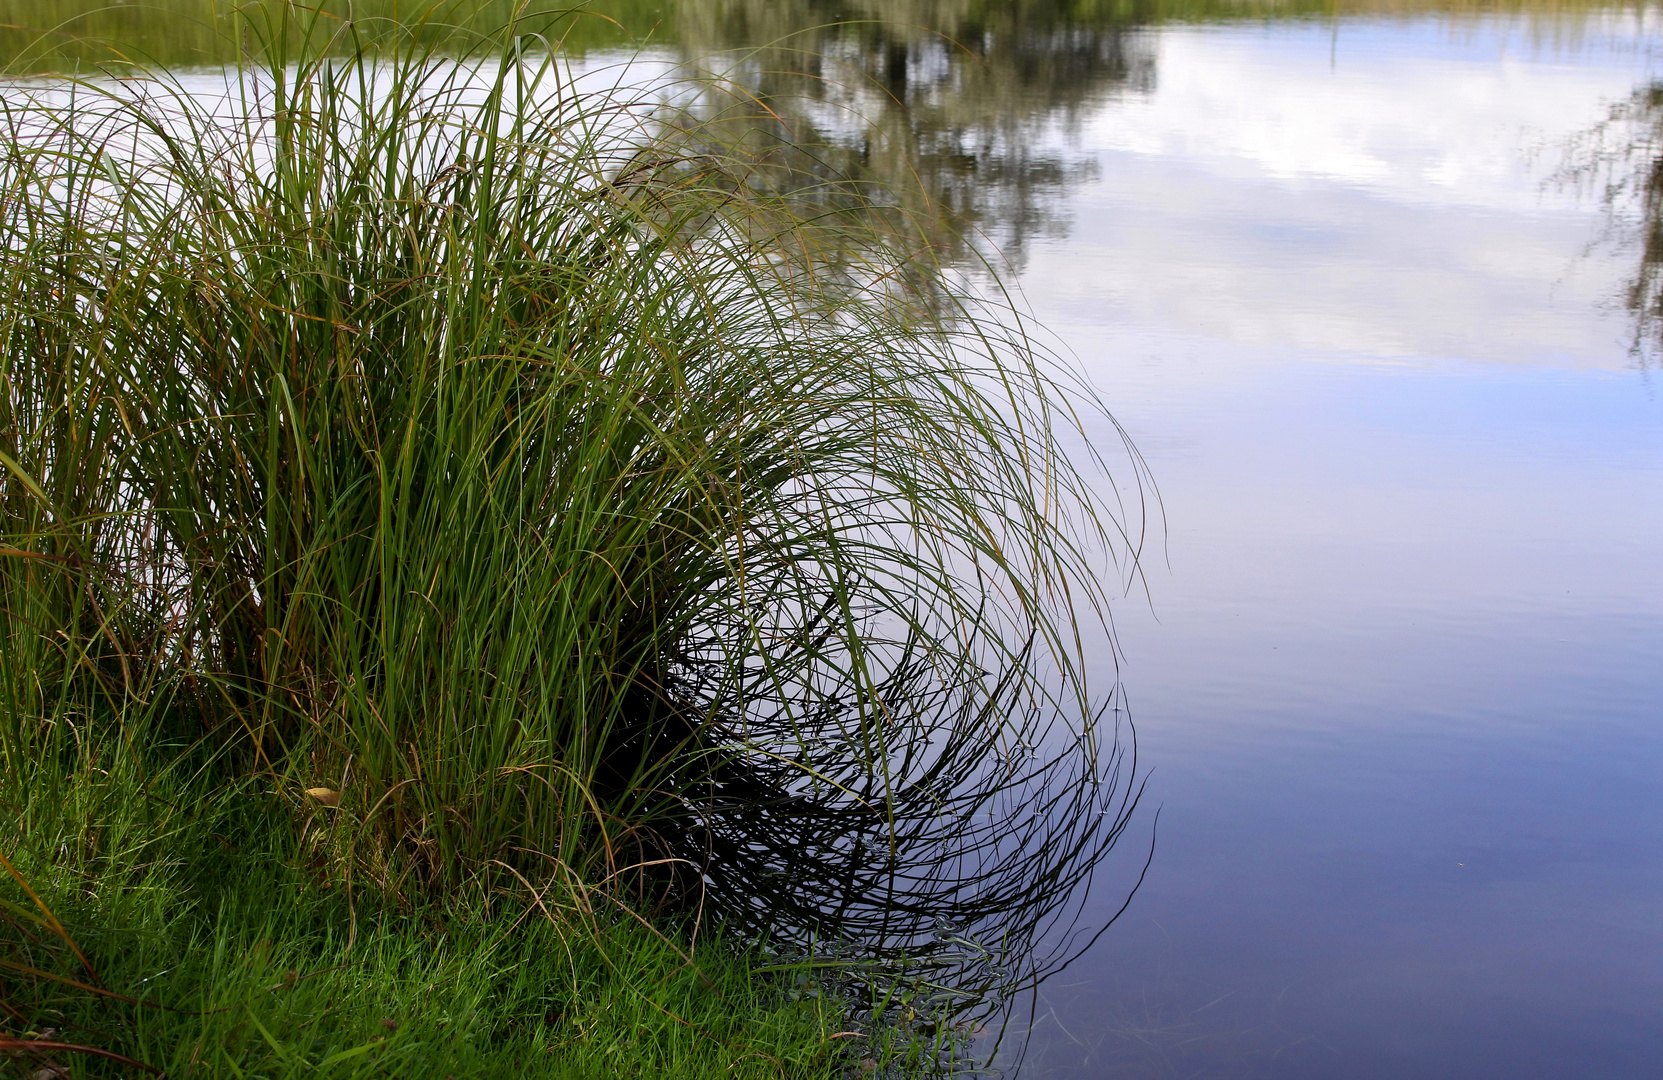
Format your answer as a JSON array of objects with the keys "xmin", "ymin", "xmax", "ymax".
[{"xmin": 1003, "ymin": 14, "xmax": 1663, "ymax": 1079}]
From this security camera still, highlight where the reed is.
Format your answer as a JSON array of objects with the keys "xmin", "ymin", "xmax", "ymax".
[{"xmin": 1, "ymin": 0, "xmax": 1138, "ymax": 949}]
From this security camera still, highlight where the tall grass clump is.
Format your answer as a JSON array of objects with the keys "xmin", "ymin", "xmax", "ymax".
[{"xmin": 1, "ymin": 0, "xmax": 1144, "ymax": 988}]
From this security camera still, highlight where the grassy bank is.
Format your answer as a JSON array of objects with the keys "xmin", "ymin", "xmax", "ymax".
[
  {"xmin": 1, "ymin": 2, "xmax": 1138, "ymax": 1074},
  {"xmin": 0, "ymin": 1, "xmax": 672, "ymax": 72},
  {"xmin": 2, "ymin": 755, "xmax": 939, "ymax": 1078}
]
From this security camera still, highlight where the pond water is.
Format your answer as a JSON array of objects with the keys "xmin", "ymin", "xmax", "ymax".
[
  {"xmin": 982, "ymin": 11, "xmax": 1663, "ymax": 1079},
  {"xmin": 9, "ymin": 2, "xmax": 1662, "ymax": 1076},
  {"xmin": 652, "ymin": 4, "xmax": 1663, "ymax": 1075}
]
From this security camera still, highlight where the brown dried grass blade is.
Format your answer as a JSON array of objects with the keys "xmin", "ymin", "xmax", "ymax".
[
  {"xmin": 0, "ymin": 1037, "xmax": 160, "ymax": 1074},
  {"xmin": 0, "ymin": 960, "xmax": 205, "ymax": 1014},
  {"xmin": 0, "ymin": 851, "xmax": 98, "ymax": 986}
]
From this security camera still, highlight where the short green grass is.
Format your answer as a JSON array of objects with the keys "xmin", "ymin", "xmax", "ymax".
[{"xmin": 1, "ymin": 753, "xmax": 943, "ymax": 1078}]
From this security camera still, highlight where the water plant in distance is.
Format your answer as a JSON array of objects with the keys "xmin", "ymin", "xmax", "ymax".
[{"xmin": 0, "ymin": 0, "xmax": 1151, "ymax": 1065}]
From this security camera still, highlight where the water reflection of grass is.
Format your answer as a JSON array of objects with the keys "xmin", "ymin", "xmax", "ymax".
[{"xmin": 1, "ymin": 4, "xmax": 1144, "ymax": 1075}]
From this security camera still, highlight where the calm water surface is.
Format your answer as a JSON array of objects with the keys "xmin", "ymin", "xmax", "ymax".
[{"xmin": 992, "ymin": 13, "xmax": 1663, "ymax": 1079}]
